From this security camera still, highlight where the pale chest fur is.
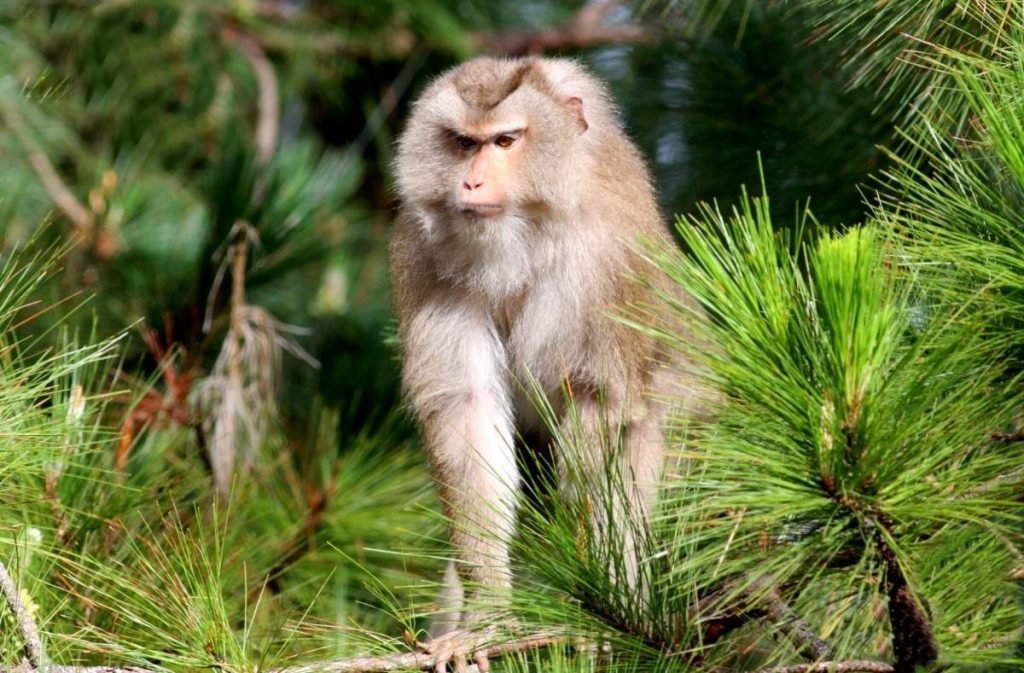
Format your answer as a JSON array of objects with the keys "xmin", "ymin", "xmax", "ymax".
[
  {"xmin": 420, "ymin": 211, "xmax": 625, "ymax": 415},
  {"xmin": 485, "ymin": 235, "xmax": 621, "ymax": 426},
  {"xmin": 503, "ymin": 271, "xmax": 590, "ymax": 391}
]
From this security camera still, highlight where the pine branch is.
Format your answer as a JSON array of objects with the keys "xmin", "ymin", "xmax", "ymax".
[
  {"xmin": 868, "ymin": 516, "xmax": 938, "ymax": 673},
  {"xmin": 229, "ymin": 27, "xmax": 280, "ymax": 166},
  {"xmin": 0, "ymin": 98, "xmax": 93, "ymax": 236},
  {"xmin": 572, "ymin": 0, "xmax": 624, "ymax": 27},
  {"xmin": 761, "ymin": 584, "xmax": 832, "ymax": 661},
  {"xmin": 0, "ymin": 633, "xmax": 565, "ymax": 673},
  {"xmin": 754, "ymin": 662, "xmax": 895, "ymax": 673},
  {"xmin": 697, "ymin": 575, "xmax": 831, "ymax": 662},
  {"xmin": 0, "ymin": 560, "xmax": 44, "ymax": 669},
  {"xmin": 281, "ymin": 633, "xmax": 563, "ymax": 673},
  {"xmin": 480, "ymin": 0, "xmax": 648, "ymax": 56}
]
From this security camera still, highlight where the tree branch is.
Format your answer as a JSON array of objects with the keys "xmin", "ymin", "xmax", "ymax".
[
  {"xmin": 0, "ymin": 633, "xmax": 565, "ymax": 673},
  {"xmin": 761, "ymin": 585, "xmax": 832, "ymax": 661},
  {"xmin": 0, "ymin": 560, "xmax": 44, "ymax": 668},
  {"xmin": 0, "ymin": 98, "xmax": 94, "ymax": 236},
  {"xmin": 571, "ymin": 0, "xmax": 626, "ymax": 29},
  {"xmin": 479, "ymin": 0, "xmax": 648, "ymax": 56},
  {"xmin": 991, "ymin": 429, "xmax": 1024, "ymax": 442},
  {"xmin": 228, "ymin": 27, "xmax": 280, "ymax": 166},
  {"xmin": 279, "ymin": 633, "xmax": 563, "ymax": 673},
  {"xmin": 696, "ymin": 575, "xmax": 831, "ymax": 662},
  {"xmin": 868, "ymin": 516, "xmax": 938, "ymax": 673},
  {"xmin": 754, "ymin": 662, "xmax": 895, "ymax": 673}
]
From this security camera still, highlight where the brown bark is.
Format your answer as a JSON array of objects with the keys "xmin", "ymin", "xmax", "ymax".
[{"xmin": 479, "ymin": 0, "xmax": 648, "ymax": 56}]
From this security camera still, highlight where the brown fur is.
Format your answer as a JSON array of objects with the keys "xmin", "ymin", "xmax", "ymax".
[
  {"xmin": 391, "ymin": 57, "xmax": 709, "ymax": 646},
  {"xmin": 453, "ymin": 59, "xmax": 539, "ymax": 108}
]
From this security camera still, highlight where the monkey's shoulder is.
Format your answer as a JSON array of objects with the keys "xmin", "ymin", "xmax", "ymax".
[{"xmin": 389, "ymin": 208, "xmax": 441, "ymax": 315}]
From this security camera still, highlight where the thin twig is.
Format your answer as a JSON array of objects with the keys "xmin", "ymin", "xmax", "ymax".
[
  {"xmin": 762, "ymin": 587, "xmax": 832, "ymax": 661},
  {"xmin": 261, "ymin": 461, "xmax": 341, "ymax": 595},
  {"xmin": 754, "ymin": 662, "xmax": 895, "ymax": 673},
  {"xmin": 276, "ymin": 633, "xmax": 564, "ymax": 673},
  {"xmin": 0, "ymin": 633, "xmax": 565, "ymax": 673},
  {"xmin": 696, "ymin": 574, "xmax": 831, "ymax": 662},
  {"xmin": 231, "ymin": 28, "xmax": 280, "ymax": 166},
  {"xmin": 480, "ymin": 0, "xmax": 647, "ymax": 56},
  {"xmin": 341, "ymin": 42, "xmax": 429, "ymax": 174},
  {"xmin": 0, "ymin": 98, "xmax": 94, "ymax": 235},
  {"xmin": 0, "ymin": 560, "xmax": 44, "ymax": 668}
]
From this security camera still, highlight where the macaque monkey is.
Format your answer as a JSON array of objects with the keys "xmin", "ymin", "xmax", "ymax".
[{"xmin": 391, "ymin": 56, "xmax": 707, "ymax": 670}]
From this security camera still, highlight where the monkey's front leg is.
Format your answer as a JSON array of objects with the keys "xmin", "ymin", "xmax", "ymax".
[
  {"xmin": 425, "ymin": 392, "xmax": 519, "ymax": 617},
  {"xmin": 404, "ymin": 309, "xmax": 518, "ymax": 671},
  {"xmin": 421, "ymin": 392, "xmax": 518, "ymax": 672}
]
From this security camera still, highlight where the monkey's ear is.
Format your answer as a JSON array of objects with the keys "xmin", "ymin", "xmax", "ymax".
[{"xmin": 566, "ymin": 96, "xmax": 589, "ymax": 132}]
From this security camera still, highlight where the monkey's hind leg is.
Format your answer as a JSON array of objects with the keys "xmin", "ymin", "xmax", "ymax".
[
  {"xmin": 557, "ymin": 393, "xmax": 660, "ymax": 597},
  {"xmin": 428, "ymin": 559, "xmax": 464, "ymax": 639}
]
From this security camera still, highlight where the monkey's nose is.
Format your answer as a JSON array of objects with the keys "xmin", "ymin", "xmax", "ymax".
[{"xmin": 463, "ymin": 179, "xmax": 484, "ymax": 191}]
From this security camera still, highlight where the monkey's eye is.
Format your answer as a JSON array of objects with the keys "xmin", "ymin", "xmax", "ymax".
[
  {"xmin": 456, "ymin": 135, "xmax": 477, "ymax": 151},
  {"xmin": 494, "ymin": 134, "xmax": 516, "ymax": 149}
]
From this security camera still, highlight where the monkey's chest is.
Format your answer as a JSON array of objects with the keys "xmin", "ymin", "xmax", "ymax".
[{"xmin": 500, "ymin": 292, "xmax": 596, "ymax": 421}]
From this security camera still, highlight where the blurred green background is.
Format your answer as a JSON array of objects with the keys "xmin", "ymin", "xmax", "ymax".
[{"xmin": 6, "ymin": 1, "xmax": 1019, "ymax": 670}]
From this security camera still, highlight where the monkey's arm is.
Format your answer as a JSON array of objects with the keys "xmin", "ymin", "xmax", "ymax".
[
  {"xmin": 403, "ymin": 298, "xmax": 519, "ymax": 572},
  {"xmin": 391, "ymin": 216, "xmax": 520, "ymax": 624}
]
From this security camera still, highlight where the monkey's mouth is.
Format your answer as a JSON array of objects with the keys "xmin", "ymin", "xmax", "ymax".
[{"xmin": 459, "ymin": 203, "xmax": 504, "ymax": 217}]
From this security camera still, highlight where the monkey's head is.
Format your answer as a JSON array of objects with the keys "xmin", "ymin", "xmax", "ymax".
[{"xmin": 396, "ymin": 57, "xmax": 613, "ymax": 226}]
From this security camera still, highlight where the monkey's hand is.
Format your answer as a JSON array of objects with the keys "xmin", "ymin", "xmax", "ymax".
[{"xmin": 417, "ymin": 627, "xmax": 497, "ymax": 673}]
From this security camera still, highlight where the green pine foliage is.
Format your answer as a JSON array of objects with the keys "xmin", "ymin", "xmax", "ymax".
[
  {"xmin": 668, "ymin": 1, "xmax": 1024, "ymax": 137},
  {"xmin": 0, "ymin": 0, "xmax": 484, "ymax": 423},
  {"xmin": 659, "ymin": 197, "xmax": 1021, "ymax": 670},
  {"xmin": 2, "ymin": 344, "xmax": 439, "ymax": 667},
  {"xmin": 485, "ymin": 190, "xmax": 1023, "ymax": 671},
  {"xmin": 879, "ymin": 30, "xmax": 1024, "ymax": 340},
  {"xmin": 803, "ymin": 1, "xmax": 1022, "ymax": 133}
]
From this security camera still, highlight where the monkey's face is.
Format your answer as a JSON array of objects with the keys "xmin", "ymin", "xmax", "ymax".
[
  {"xmin": 445, "ymin": 87, "xmax": 582, "ymax": 222},
  {"xmin": 449, "ymin": 120, "xmax": 527, "ymax": 218},
  {"xmin": 396, "ymin": 58, "xmax": 589, "ymax": 227}
]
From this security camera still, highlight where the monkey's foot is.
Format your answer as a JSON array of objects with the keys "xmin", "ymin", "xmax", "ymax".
[{"xmin": 418, "ymin": 627, "xmax": 498, "ymax": 673}]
